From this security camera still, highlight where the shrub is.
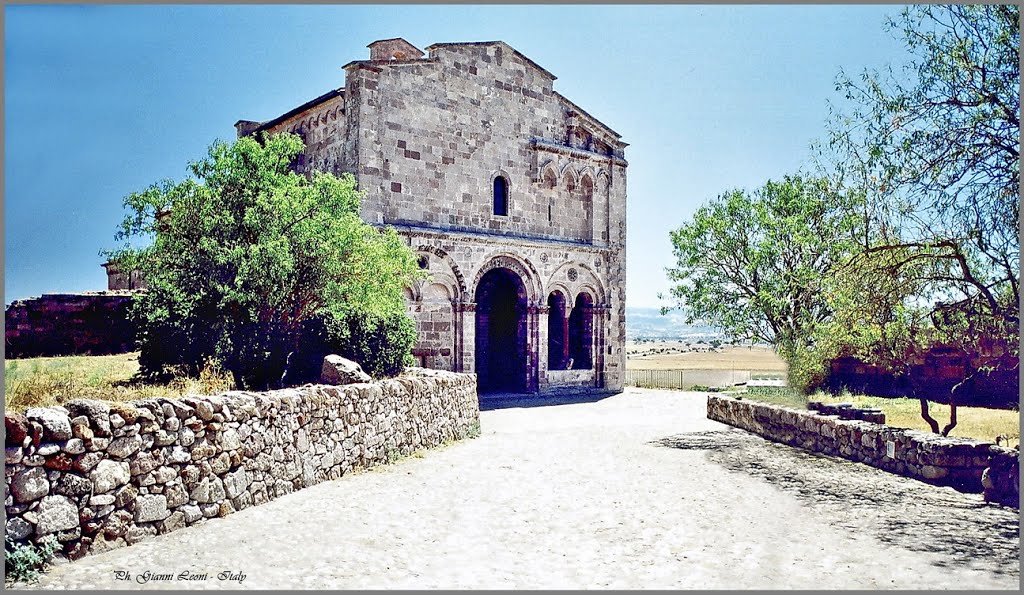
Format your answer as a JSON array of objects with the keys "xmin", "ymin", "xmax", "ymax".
[
  {"xmin": 282, "ymin": 309, "xmax": 417, "ymax": 383},
  {"xmin": 5, "ymin": 536, "xmax": 60, "ymax": 584}
]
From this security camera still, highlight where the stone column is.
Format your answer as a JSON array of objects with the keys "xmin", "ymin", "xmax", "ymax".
[
  {"xmin": 594, "ymin": 305, "xmax": 611, "ymax": 389},
  {"xmin": 562, "ymin": 312, "xmax": 570, "ymax": 367},
  {"xmin": 536, "ymin": 305, "xmax": 550, "ymax": 391},
  {"xmin": 526, "ymin": 303, "xmax": 541, "ymax": 393},
  {"xmin": 455, "ymin": 301, "xmax": 476, "ymax": 374}
]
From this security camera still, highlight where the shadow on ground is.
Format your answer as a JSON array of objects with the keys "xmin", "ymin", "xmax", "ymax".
[
  {"xmin": 478, "ymin": 390, "xmax": 619, "ymax": 411},
  {"xmin": 652, "ymin": 430, "xmax": 1020, "ymax": 577}
]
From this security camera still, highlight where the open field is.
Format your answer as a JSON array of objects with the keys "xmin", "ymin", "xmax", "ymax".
[
  {"xmin": 742, "ymin": 387, "xmax": 1020, "ymax": 448},
  {"xmin": 626, "ymin": 341, "xmax": 787, "ymax": 372},
  {"xmin": 4, "ymin": 352, "xmax": 233, "ymax": 412}
]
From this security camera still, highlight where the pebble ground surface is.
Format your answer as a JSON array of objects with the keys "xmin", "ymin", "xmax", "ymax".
[{"xmin": 12, "ymin": 387, "xmax": 1020, "ymax": 590}]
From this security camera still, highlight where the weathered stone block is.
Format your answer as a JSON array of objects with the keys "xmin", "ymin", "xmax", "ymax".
[
  {"xmin": 321, "ymin": 355, "xmax": 373, "ymax": 385},
  {"xmin": 34, "ymin": 495, "xmax": 79, "ymax": 535},
  {"xmin": 11, "ymin": 467, "xmax": 50, "ymax": 503},
  {"xmin": 135, "ymin": 494, "xmax": 170, "ymax": 522},
  {"xmin": 90, "ymin": 460, "xmax": 130, "ymax": 494},
  {"xmin": 26, "ymin": 408, "xmax": 73, "ymax": 442}
]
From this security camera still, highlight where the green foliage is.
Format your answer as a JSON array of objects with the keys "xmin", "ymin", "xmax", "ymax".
[
  {"xmin": 5, "ymin": 536, "xmax": 60, "ymax": 584},
  {"xmin": 107, "ymin": 133, "xmax": 423, "ymax": 390},
  {"xmin": 664, "ymin": 174, "xmax": 859, "ymax": 363},
  {"xmin": 824, "ymin": 4, "xmax": 1019, "ymax": 366},
  {"xmin": 283, "ymin": 309, "xmax": 417, "ymax": 383},
  {"xmin": 456, "ymin": 420, "xmax": 482, "ymax": 441}
]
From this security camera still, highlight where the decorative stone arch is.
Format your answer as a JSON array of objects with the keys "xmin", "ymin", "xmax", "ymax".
[
  {"xmin": 544, "ymin": 281, "xmax": 573, "ymax": 304},
  {"xmin": 421, "ymin": 282, "xmax": 452, "ymax": 302},
  {"xmin": 559, "ymin": 164, "xmax": 578, "ymax": 191},
  {"xmin": 415, "ymin": 245, "xmax": 467, "ymax": 300},
  {"xmin": 537, "ymin": 159, "xmax": 559, "ymax": 187},
  {"xmin": 596, "ymin": 169, "xmax": 611, "ymax": 190},
  {"xmin": 472, "ymin": 252, "xmax": 543, "ymax": 305},
  {"xmin": 573, "ymin": 283, "xmax": 604, "ymax": 308},
  {"xmin": 548, "ymin": 261, "xmax": 607, "ymax": 305},
  {"xmin": 577, "ymin": 165, "xmax": 598, "ymax": 184}
]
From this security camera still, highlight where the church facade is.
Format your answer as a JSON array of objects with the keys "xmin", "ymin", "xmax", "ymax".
[{"xmin": 234, "ymin": 38, "xmax": 628, "ymax": 394}]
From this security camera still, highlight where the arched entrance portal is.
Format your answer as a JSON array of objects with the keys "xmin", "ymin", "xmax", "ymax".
[{"xmin": 475, "ymin": 267, "xmax": 528, "ymax": 392}]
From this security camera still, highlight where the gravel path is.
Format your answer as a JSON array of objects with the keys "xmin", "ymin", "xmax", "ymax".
[{"xmin": 16, "ymin": 388, "xmax": 1019, "ymax": 589}]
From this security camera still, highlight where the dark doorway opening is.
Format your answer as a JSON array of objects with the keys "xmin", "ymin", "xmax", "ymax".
[
  {"xmin": 475, "ymin": 267, "xmax": 528, "ymax": 392},
  {"xmin": 568, "ymin": 292, "xmax": 594, "ymax": 369},
  {"xmin": 547, "ymin": 291, "xmax": 568, "ymax": 370}
]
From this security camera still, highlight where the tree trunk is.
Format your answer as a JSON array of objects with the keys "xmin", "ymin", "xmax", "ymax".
[
  {"xmin": 940, "ymin": 400, "xmax": 958, "ymax": 436},
  {"xmin": 919, "ymin": 396, "xmax": 941, "ymax": 434}
]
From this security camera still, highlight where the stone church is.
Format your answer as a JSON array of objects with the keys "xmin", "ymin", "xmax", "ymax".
[{"xmin": 233, "ymin": 38, "xmax": 628, "ymax": 394}]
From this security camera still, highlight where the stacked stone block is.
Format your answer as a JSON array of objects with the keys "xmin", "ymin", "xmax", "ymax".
[
  {"xmin": 707, "ymin": 395, "xmax": 1019, "ymax": 507},
  {"xmin": 4, "ymin": 369, "xmax": 479, "ymax": 560}
]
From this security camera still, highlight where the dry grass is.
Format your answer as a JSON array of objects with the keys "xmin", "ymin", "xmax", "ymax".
[
  {"xmin": 4, "ymin": 352, "xmax": 234, "ymax": 412},
  {"xmin": 742, "ymin": 387, "xmax": 1020, "ymax": 448},
  {"xmin": 626, "ymin": 342, "xmax": 787, "ymax": 371}
]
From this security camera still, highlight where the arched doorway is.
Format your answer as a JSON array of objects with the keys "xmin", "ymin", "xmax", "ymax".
[
  {"xmin": 475, "ymin": 267, "xmax": 528, "ymax": 392},
  {"xmin": 547, "ymin": 291, "xmax": 568, "ymax": 370},
  {"xmin": 568, "ymin": 292, "xmax": 594, "ymax": 369}
]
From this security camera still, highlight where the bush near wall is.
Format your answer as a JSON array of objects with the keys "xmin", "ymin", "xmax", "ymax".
[{"xmin": 4, "ymin": 369, "xmax": 479, "ymax": 562}]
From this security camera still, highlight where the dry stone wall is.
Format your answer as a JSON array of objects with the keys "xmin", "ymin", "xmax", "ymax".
[
  {"xmin": 4, "ymin": 369, "xmax": 479, "ymax": 560},
  {"xmin": 707, "ymin": 395, "xmax": 1019, "ymax": 507}
]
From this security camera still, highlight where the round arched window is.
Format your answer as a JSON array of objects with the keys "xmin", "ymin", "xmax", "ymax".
[{"xmin": 493, "ymin": 175, "xmax": 509, "ymax": 216}]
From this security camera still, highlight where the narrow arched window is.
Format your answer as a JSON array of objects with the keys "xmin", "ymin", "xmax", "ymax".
[{"xmin": 493, "ymin": 175, "xmax": 509, "ymax": 216}]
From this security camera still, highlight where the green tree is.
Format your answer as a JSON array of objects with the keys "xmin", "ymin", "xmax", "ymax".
[
  {"xmin": 663, "ymin": 174, "xmax": 859, "ymax": 376},
  {"xmin": 827, "ymin": 4, "xmax": 1018, "ymax": 343},
  {"xmin": 108, "ymin": 132, "xmax": 423, "ymax": 390},
  {"xmin": 821, "ymin": 4, "xmax": 1019, "ymax": 431}
]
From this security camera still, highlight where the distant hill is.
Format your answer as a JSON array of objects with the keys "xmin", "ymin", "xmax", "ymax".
[{"xmin": 625, "ymin": 306, "xmax": 728, "ymax": 341}]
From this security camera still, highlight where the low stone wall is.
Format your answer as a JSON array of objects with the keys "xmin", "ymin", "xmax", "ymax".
[
  {"xmin": 4, "ymin": 292, "xmax": 137, "ymax": 358},
  {"xmin": 4, "ymin": 369, "xmax": 479, "ymax": 560},
  {"xmin": 707, "ymin": 395, "xmax": 1019, "ymax": 507}
]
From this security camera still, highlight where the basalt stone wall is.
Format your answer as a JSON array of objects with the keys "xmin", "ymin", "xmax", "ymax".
[
  {"xmin": 4, "ymin": 369, "xmax": 479, "ymax": 560},
  {"xmin": 4, "ymin": 292, "xmax": 137, "ymax": 358},
  {"xmin": 707, "ymin": 395, "xmax": 1019, "ymax": 507}
]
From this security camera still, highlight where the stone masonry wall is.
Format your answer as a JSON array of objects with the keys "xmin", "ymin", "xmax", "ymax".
[
  {"xmin": 707, "ymin": 395, "xmax": 1019, "ymax": 507},
  {"xmin": 236, "ymin": 39, "xmax": 628, "ymax": 395},
  {"xmin": 4, "ymin": 369, "xmax": 479, "ymax": 560},
  {"xmin": 5, "ymin": 292, "xmax": 137, "ymax": 358},
  {"xmin": 401, "ymin": 228, "xmax": 626, "ymax": 392}
]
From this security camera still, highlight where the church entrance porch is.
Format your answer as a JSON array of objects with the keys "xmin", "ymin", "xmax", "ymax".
[{"xmin": 474, "ymin": 267, "xmax": 529, "ymax": 393}]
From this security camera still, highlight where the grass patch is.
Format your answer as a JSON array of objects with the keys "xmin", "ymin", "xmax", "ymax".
[
  {"xmin": 4, "ymin": 352, "xmax": 234, "ymax": 412},
  {"xmin": 738, "ymin": 386, "xmax": 1020, "ymax": 448}
]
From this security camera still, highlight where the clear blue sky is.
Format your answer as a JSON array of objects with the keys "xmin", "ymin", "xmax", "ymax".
[{"xmin": 4, "ymin": 4, "xmax": 912, "ymax": 308}]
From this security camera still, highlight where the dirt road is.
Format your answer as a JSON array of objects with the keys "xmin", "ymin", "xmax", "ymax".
[{"xmin": 17, "ymin": 388, "xmax": 1018, "ymax": 589}]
